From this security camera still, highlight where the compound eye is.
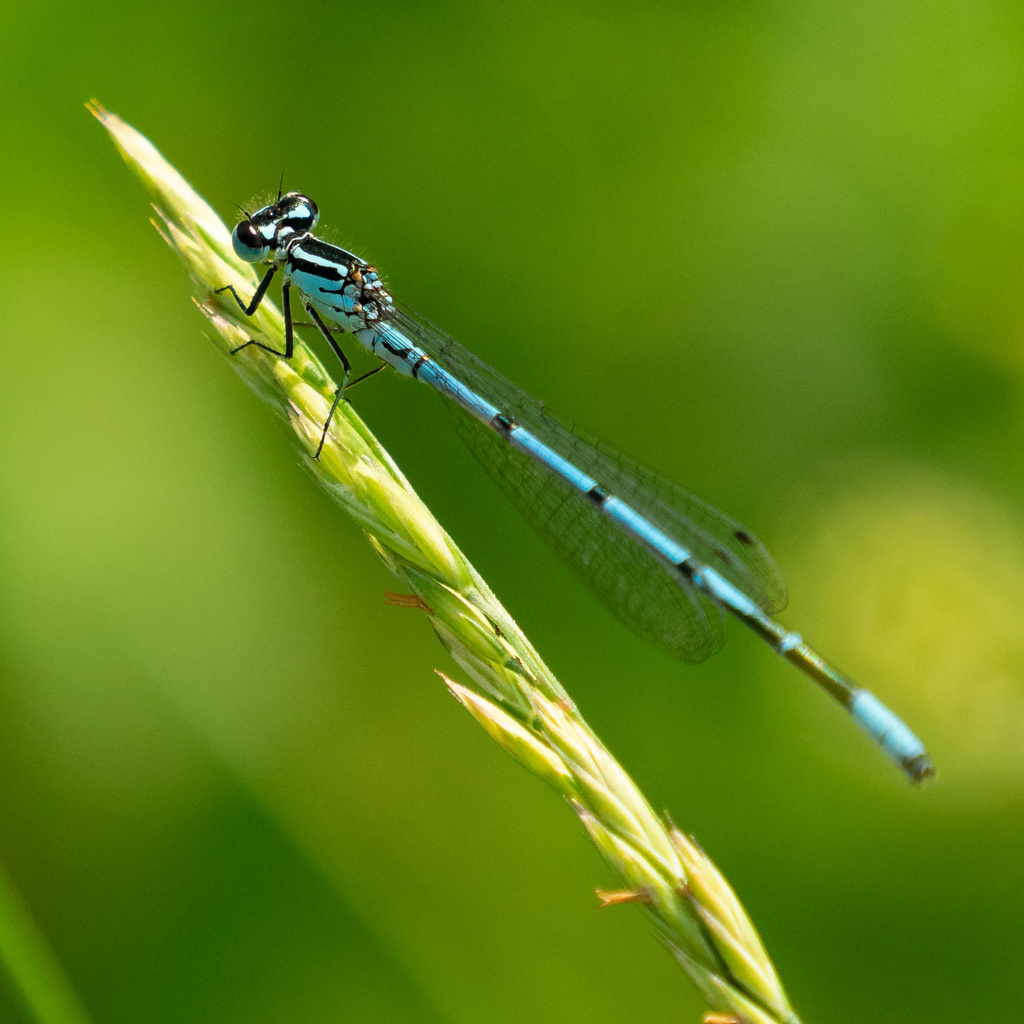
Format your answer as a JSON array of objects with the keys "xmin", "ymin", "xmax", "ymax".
[{"xmin": 231, "ymin": 221, "xmax": 268, "ymax": 262}]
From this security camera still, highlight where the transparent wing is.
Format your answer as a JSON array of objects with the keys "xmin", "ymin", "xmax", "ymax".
[{"xmin": 390, "ymin": 304, "xmax": 788, "ymax": 663}]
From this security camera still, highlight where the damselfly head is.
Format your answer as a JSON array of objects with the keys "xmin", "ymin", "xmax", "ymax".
[{"xmin": 229, "ymin": 192, "xmax": 320, "ymax": 263}]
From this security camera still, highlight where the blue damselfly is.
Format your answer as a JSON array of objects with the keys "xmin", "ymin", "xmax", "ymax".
[{"xmin": 218, "ymin": 191, "xmax": 934, "ymax": 783}]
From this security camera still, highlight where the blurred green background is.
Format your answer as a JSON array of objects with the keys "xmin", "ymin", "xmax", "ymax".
[{"xmin": 2, "ymin": 0, "xmax": 1023, "ymax": 1021}]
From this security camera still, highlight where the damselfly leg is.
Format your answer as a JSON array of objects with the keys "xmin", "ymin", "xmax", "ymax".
[
  {"xmin": 216, "ymin": 271, "xmax": 375, "ymax": 457},
  {"xmin": 215, "ymin": 269, "xmax": 295, "ymax": 359}
]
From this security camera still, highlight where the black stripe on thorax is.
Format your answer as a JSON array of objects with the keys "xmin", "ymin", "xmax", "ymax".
[
  {"xmin": 298, "ymin": 236, "xmax": 361, "ymax": 264},
  {"xmin": 288, "ymin": 254, "xmax": 345, "ymax": 282},
  {"xmin": 287, "ymin": 236, "xmax": 363, "ymax": 283}
]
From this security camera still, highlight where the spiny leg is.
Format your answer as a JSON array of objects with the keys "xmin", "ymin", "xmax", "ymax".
[
  {"xmin": 228, "ymin": 279, "xmax": 296, "ymax": 359},
  {"xmin": 216, "ymin": 264, "xmax": 277, "ymax": 316},
  {"xmin": 215, "ymin": 267, "xmax": 296, "ymax": 359},
  {"xmin": 306, "ymin": 305, "xmax": 353, "ymax": 459},
  {"xmin": 344, "ymin": 361, "xmax": 388, "ymax": 391}
]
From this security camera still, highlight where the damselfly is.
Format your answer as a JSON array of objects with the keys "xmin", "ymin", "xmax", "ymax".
[{"xmin": 218, "ymin": 191, "xmax": 934, "ymax": 783}]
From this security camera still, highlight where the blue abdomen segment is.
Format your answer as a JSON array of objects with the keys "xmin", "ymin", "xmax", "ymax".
[
  {"xmin": 697, "ymin": 566, "xmax": 765, "ymax": 619},
  {"xmin": 850, "ymin": 690, "xmax": 931, "ymax": 777},
  {"xmin": 511, "ymin": 430, "xmax": 601, "ymax": 497}
]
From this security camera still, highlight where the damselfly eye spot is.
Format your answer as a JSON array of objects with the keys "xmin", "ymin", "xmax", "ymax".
[{"xmin": 277, "ymin": 192, "xmax": 319, "ymax": 231}]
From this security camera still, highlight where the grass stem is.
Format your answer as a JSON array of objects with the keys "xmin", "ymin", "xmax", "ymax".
[{"xmin": 89, "ymin": 99, "xmax": 803, "ymax": 1024}]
